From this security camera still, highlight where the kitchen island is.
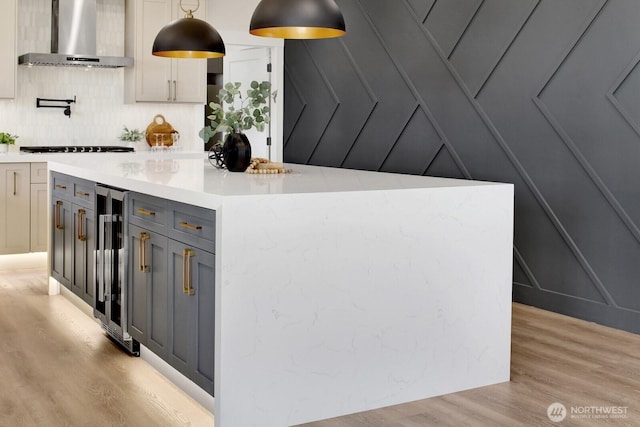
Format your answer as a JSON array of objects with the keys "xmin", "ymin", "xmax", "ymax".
[{"xmin": 47, "ymin": 154, "xmax": 514, "ymax": 427}]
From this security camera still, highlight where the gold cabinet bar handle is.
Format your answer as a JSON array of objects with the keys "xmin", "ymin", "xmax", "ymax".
[
  {"xmin": 137, "ymin": 208, "xmax": 156, "ymax": 217},
  {"xmin": 77, "ymin": 209, "xmax": 86, "ymax": 241},
  {"xmin": 179, "ymin": 221, "xmax": 202, "ymax": 231},
  {"xmin": 55, "ymin": 201, "xmax": 64, "ymax": 230},
  {"xmin": 168, "ymin": 80, "xmax": 171, "ymax": 101},
  {"xmin": 182, "ymin": 249, "xmax": 196, "ymax": 295},
  {"xmin": 76, "ymin": 191, "xmax": 90, "ymax": 197},
  {"xmin": 173, "ymin": 80, "xmax": 177, "ymax": 101},
  {"xmin": 139, "ymin": 232, "xmax": 150, "ymax": 272},
  {"xmin": 182, "ymin": 250, "xmax": 187, "ymax": 293},
  {"xmin": 13, "ymin": 172, "xmax": 17, "ymax": 196},
  {"xmin": 55, "ymin": 184, "xmax": 67, "ymax": 190}
]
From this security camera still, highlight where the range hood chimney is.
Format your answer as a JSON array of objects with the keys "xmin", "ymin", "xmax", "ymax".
[{"xmin": 18, "ymin": 0, "xmax": 133, "ymax": 68}]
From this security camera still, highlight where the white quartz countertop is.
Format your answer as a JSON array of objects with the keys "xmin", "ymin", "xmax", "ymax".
[
  {"xmin": 0, "ymin": 152, "xmax": 89, "ymax": 162},
  {"xmin": 0, "ymin": 151, "xmax": 200, "ymax": 163},
  {"xmin": 42, "ymin": 152, "xmax": 505, "ymax": 209}
]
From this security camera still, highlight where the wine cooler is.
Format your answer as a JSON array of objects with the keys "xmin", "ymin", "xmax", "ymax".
[{"xmin": 94, "ymin": 184, "xmax": 139, "ymax": 355}]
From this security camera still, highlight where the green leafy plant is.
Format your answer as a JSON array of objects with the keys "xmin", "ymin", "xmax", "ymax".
[
  {"xmin": 200, "ymin": 126, "xmax": 216, "ymax": 144},
  {"xmin": 0, "ymin": 132, "xmax": 18, "ymax": 145},
  {"xmin": 118, "ymin": 126, "xmax": 144, "ymax": 142},
  {"xmin": 199, "ymin": 81, "xmax": 276, "ymax": 143}
]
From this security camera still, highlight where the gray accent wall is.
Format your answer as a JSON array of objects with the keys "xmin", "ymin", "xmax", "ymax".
[{"xmin": 283, "ymin": 0, "xmax": 640, "ymax": 334}]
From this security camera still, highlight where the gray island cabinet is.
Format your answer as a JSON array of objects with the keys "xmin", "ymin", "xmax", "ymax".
[
  {"xmin": 49, "ymin": 172, "xmax": 216, "ymax": 397},
  {"xmin": 50, "ymin": 171, "xmax": 95, "ymax": 305},
  {"xmin": 128, "ymin": 192, "xmax": 215, "ymax": 396},
  {"xmin": 47, "ymin": 155, "xmax": 514, "ymax": 427}
]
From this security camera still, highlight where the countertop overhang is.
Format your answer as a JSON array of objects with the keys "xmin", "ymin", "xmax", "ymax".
[{"xmin": 40, "ymin": 152, "xmax": 506, "ymax": 209}]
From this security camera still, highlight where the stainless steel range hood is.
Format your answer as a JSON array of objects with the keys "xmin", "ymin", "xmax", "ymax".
[{"xmin": 18, "ymin": 0, "xmax": 132, "ymax": 68}]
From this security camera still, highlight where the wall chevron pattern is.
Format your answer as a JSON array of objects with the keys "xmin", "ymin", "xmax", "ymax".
[{"xmin": 283, "ymin": 0, "xmax": 640, "ymax": 333}]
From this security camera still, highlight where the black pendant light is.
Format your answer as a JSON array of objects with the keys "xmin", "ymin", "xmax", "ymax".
[
  {"xmin": 250, "ymin": 0, "xmax": 346, "ymax": 39},
  {"xmin": 152, "ymin": 0, "xmax": 225, "ymax": 58}
]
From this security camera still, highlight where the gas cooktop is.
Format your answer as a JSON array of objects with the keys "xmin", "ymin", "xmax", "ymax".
[{"xmin": 20, "ymin": 146, "xmax": 135, "ymax": 153}]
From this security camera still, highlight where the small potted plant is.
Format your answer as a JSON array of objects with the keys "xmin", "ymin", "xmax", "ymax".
[
  {"xmin": 0, "ymin": 132, "xmax": 18, "ymax": 154},
  {"xmin": 200, "ymin": 81, "xmax": 276, "ymax": 171},
  {"xmin": 118, "ymin": 126, "xmax": 144, "ymax": 147}
]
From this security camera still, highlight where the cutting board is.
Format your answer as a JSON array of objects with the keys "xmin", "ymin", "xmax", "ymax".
[{"xmin": 145, "ymin": 114, "xmax": 178, "ymax": 146}]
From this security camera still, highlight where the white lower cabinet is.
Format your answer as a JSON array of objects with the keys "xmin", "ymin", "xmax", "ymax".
[
  {"xmin": 30, "ymin": 163, "xmax": 48, "ymax": 252},
  {"xmin": 0, "ymin": 162, "xmax": 48, "ymax": 255},
  {"xmin": 0, "ymin": 163, "xmax": 31, "ymax": 254}
]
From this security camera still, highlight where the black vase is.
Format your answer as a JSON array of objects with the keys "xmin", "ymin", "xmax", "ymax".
[{"xmin": 222, "ymin": 133, "xmax": 252, "ymax": 172}]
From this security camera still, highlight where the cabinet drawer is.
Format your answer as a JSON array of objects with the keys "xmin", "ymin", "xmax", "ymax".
[
  {"xmin": 129, "ymin": 192, "xmax": 167, "ymax": 233},
  {"xmin": 51, "ymin": 172, "xmax": 72, "ymax": 198},
  {"xmin": 169, "ymin": 203, "xmax": 215, "ymax": 253},
  {"xmin": 73, "ymin": 179, "xmax": 95, "ymax": 208},
  {"xmin": 30, "ymin": 163, "xmax": 48, "ymax": 183}
]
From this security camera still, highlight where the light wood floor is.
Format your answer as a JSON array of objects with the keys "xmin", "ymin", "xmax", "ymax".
[
  {"xmin": 0, "ymin": 266, "xmax": 214, "ymax": 427},
  {"xmin": 2, "ymin": 265, "xmax": 639, "ymax": 426}
]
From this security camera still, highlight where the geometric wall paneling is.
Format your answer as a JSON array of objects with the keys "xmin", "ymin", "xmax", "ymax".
[
  {"xmin": 535, "ymin": 0, "xmax": 640, "ymax": 313},
  {"xmin": 352, "ymin": 1, "xmax": 507, "ymax": 180},
  {"xmin": 284, "ymin": 41, "xmax": 341, "ymax": 164},
  {"xmin": 424, "ymin": 0, "xmax": 484, "ymax": 58},
  {"xmin": 536, "ymin": 0, "xmax": 640, "ymax": 227},
  {"xmin": 407, "ymin": 0, "xmax": 436, "ymax": 24},
  {"xmin": 334, "ymin": 0, "xmax": 435, "ymax": 171},
  {"xmin": 305, "ymin": 39, "xmax": 378, "ymax": 167},
  {"xmin": 447, "ymin": 0, "xmax": 539, "ymax": 98},
  {"xmin": 284, "ymin": 0, "xmax": 640, "ymax": 333},
  {"xmin": 610, "ymin": 52, "xmax": 640, "ymax": 138},
  {"xmin": 452, "ymin": 0, "xmax": 627, "ymax": 307},
  {"xmin": 283, "ymin": 66, "xmax": 306, "ymax": 148},
  {"xmin": 472, "ymin": 0, "xmax": 613, "ymax": 313},
  {"xmin": 422, "ymin": 145, "xmax": 466, "ymax": 179},
  {"xmin": 378, "ymin": 106, "xmax": 443, "ymax": 175},
  {"xmin": 513, "ymin": 249, "xmax": 536, "ymax": 288},
  {"xmin": 511, "ymin": 186, "xmax": 608, "ymax": 304}
]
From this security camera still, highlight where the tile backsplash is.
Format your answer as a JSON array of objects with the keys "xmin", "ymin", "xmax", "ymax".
[{"xmin": 0, "ymin": 0, "xmax": 205, "ymax": 152}]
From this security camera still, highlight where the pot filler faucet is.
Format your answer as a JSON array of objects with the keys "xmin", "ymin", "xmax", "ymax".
[{"xmin": 36, "ymin": 96, "xmax": 76, "ymax": 118}]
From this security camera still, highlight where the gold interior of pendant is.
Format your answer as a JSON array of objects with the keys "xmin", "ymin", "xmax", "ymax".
[
  {"xmin": 153, "ymin": 50, "xmax": 225, "ymax": 58},
  {"xmin": 249, "ymin": 26, "xmax": 346, "ymax": 39}
]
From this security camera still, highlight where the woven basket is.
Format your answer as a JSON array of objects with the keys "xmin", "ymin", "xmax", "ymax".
[{"xmin": 145, "ymin": 114, "xmax": 178, "ymax": 146}]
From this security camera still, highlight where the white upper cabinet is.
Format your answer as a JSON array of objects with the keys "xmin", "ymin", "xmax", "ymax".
[
  {"xmin": 125, "ymin": 0, "xmax": 207, "ymax": 104},
  {"xmin": 0, "ymin": 0, "xmax": 17, "ymax": 99}
]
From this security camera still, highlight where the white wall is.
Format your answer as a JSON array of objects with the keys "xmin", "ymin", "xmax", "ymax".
[
  {"xmin": 208, "ymin": 0, "xmax": 261, "ymax": 31},
  {"xmin": 0, "ymin": 0, "xmax": 203, "ymax": 152}
]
